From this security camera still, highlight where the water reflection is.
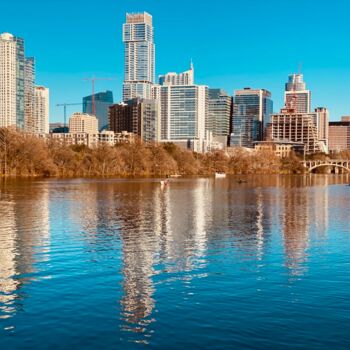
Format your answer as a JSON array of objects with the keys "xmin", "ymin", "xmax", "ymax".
[
  {"xmin": 0, "ymin": 180, "xmax": 50, "ymax": 324},
  {"xmin": 1, "ymin": 175, "xmax": 349, "ymax": 347}
]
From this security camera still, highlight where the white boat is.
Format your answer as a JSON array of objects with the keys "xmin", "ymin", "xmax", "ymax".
[
  {"xmin": 170, "ymin": 174, "xmax": 182, "ymax": 178},
  {"xmin": 215, "ymin": 172, "xmax": 226, "ymax": 179}
]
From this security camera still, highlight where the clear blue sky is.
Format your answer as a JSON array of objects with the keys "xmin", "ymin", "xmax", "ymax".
[{"xmin": 2, "ymin": 0, "xmax": 350, "ymax": 122}]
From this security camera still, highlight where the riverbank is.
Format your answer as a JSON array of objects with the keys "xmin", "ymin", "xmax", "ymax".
[{"xmin": 0, "ymin": 128, "xmax": 305, "ymax": 177}]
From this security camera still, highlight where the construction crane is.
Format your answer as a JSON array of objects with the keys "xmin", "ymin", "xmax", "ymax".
[
  {"xmin": 83, "ymin": 77, "xmax": 114, "ymax": 116},
  {"xmin": 56, "ymin": 103, "xmax": 82, "ymax": 129}
]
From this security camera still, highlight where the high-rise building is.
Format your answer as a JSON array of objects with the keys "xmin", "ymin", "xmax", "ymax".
[
  {"xmin": 109, "ymin": 98, "xmax": 160, "ymax": 141},
  {"xmin": 270, "ymin": 108, "xmax": 324, "ymax": 154},
  {"xmin": 0, "ymin": 33, "xmax": 25, "ymax": 129},
  {"xmin": 158, "ymin": 63, "xmax": 194, "ymax": 86},
  {"xmin": 207, "ymin": 89, "xmax": 232, "ymax": 139},
  {"xmin": 329, "ymin": 120, "xmax": 350, "ymax": 152},
  {"xmin": 315, "ymin": 107, "xmax": 329, "ymax": 148},
  {"xmin": 69, "ymin": 113, "xmax": 98, "ymax": 134},
  {"xmin": 83, "ymin": 91, "xmax": 114, "ymax": 131},
  {"xmin": 123, "ymin": 12, "xmax": 155, "ymax": 101},
  {"xmin": 285, "ymin": 74, "xmax": 311, "ymax": 113},
  {"xmin": 230, "ymin": 88, "xmax": 273, "ymax": 148},
  {"xmin": 24, "ymin": 57, "xmax": 35, "ymax": 132},
  {"xmin": 33, "ymin": 86, "xmax": 49, "ymax": 134},
  {"xmin": 152, "ymin": 84, "xmax": 208, "ymax": 144}
]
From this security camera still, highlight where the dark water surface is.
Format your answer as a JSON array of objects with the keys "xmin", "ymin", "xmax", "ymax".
[{"xmin": 1, "ymin": 175, "xmax": 350, "ymax": 349}]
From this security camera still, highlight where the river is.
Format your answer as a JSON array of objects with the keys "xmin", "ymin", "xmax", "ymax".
[{"xmin": 1, "ymin": 175, "xmax": 350, "ymax": 349}]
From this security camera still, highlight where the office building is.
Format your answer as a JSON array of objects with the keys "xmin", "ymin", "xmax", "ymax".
[
  {"xmin": 230, "ymin": 88, "xmax": 273, "ymax": 148},
  {"xmin": 159, "ymin": 63, "xmax": 194, "ymax": 86},
  {"xmin": 33, "ymin": 86, "xmax": 49, "ymax": 134},
  {"xmin": 69, "ymin": 113, "xmax": 98, "ymax": 134},
  {"xmin": 270, "ymin": 108, "xmax": 324, "ymax": 154},
  {"xmin": 285, "ymin": 74, "xmax": 311, "ymax": 113},
  {"xmin": 315, "ymin": 107, "xmax": 329, "ymax": 148},
  {"xmin": 329, "ymin": 120, "xmax": 350, "ymax": 152},
  {"xmin": 0, "ymin": 33, "xmax": 25, "ymax": 129},
  {"xmin": 109, "ymin": 98, "xmax": 160, "ymax": 141},
  {"xmin": 83, "ymin": 90, "xmax": 114, "ymax": 131},
  {"xmin": 207, "ymin": 89, "xmax": 231, "ymax": 140},
  {"xmin": 153, "ymin": 84, "xmax": 208, "ymax": 146},
  {"xmin": 123, "ymin": 12, "xmax": 155, "ymax": 101}
]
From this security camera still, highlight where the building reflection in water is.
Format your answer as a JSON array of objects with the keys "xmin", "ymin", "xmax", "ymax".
[
  {"xmin": 0, "ymin": 181, "xmax": 50, "ymax": 325},
  {"xmin": 279, "ymin": 176, "xmax": 329, "ymax": 276},
  {"xmin": 114, "ymin": 179, "xmax": 212, "ymax": 343}
]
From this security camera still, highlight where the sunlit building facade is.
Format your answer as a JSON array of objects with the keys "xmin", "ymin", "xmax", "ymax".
[
  {"xmin": 0, "ymin": 33, "xmax": 25, "ymax": 129},
  {"xmin": 69, "ymin": 113, "xmax": 98, "ymax": 134},
  {"xmin": 270, "ymin": 108, "xmax": 324, "ymax": 154},
  {"xmin": 329, "ymin": 120, "xmax": 350, "ymax": 152},
  {"xmin": 123, "ymin": 12, "xmax": 155, "ymax": 101},
  {"xmin": 153, "ymin": 84, "xmax": 208, "ymax": 143},
  {"xmin": 158, "ymin": 63, "xmax": 194, "ymax": 86},
  {"xmin": 33, "ymin": 86, "xmax": 49, "ymax": 134}
]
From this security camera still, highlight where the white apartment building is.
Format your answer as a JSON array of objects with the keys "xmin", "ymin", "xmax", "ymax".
[
  {"xmin": 68, "ymin": 113, "xmax": 98, "ymax": 134},
  {"xmin": 158, "ymin": 63, "xmax": 194, "ymax": 86},
  {"xmin": 34, "ymin": 86, "xmax": 49, "ymax": 134},
  {"xmin": 153, "ymin": 84, "xmax": 208, "ymax": 152},
  {"xmin": 0, "ymin": 33, "xmax": 19, "ymax": 127}
]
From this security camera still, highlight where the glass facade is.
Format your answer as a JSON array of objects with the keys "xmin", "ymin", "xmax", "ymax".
[
  {"xmin": 207, "ymin": 89, "xmax": 232, "ymax": 137},
  {"xmin": 15, "ymin": 36, "xmax": 25, "ymax": 130},
  {"xmin": 230, "ymin": 89, "xmax": 273, "ymax": 148},
  {"xmin": 83, "ymin": 91, "xmax": 114, "ymax": 131}
]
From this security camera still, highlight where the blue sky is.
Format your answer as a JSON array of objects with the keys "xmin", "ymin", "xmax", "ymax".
[{"xmin": 2, "ymin": 0, "xmax": 350, "ymax": 121}]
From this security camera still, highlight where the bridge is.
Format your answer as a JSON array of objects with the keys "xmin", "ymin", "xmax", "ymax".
[{"xmin": 302, "ymin": 159, "xmax": 350, "ymax": 173}]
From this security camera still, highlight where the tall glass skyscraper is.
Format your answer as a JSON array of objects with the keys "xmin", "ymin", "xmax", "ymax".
[
  {"xmin": 284, "ymin": 74, "xmax": 311, "ymax": 113},
  {"xmin": 230, "ymin": 88, "xmax": 273, "ymax": 148},
  {"xmin": 123, "ymin": 12, "xmax": 155, "ymax": 102},
  {"xmin": 83, "ymin": 91, "xmax": 114, "ymax": 131},
  {"xmin": 207, "ymin": 89, "xmax": 232, "ymax": 137}
]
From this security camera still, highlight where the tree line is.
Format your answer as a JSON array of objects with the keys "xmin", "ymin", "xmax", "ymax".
[{"xmin": 0, "ymin": 128, "xmax": 311, "ymax": 177}]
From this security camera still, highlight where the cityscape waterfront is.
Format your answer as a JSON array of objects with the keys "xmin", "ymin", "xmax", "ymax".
[{"xmin": 1, "ymin": 1, "xmax": 350, "ymax": 349}]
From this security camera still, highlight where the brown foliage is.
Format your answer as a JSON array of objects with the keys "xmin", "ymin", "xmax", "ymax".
[{"xmin": 0, "ymin": 129, "xmax": 305, "ymax": 178}]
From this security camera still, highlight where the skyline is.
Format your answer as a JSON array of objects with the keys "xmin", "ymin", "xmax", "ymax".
[{"xmin": 2, "ymin": 0, "xmax": 350, "ymax": 121}]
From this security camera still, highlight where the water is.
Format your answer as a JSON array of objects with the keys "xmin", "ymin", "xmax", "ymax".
[{"xmin": 1, "ymin": 175, "xmax": 350, "ymax": 349}]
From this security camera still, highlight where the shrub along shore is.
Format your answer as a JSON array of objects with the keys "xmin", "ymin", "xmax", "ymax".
[{"xmin": 0, "ymin": 128, "xmax": 308, "ymax": 177}]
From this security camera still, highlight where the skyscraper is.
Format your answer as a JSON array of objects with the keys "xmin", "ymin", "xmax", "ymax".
[
  {"xmin": 207, "ymin": 89, "xmax": 232, "ymax": 138},
  {"xmin": 153, "ymin": 84, "xmax": 208, "ymax": 145},
  {"xmin": 123, "ymin": 12, "xmax": 155, "ymax": 101},
  {"xmin": 33, "ymin": 86, "xmax": 49, "ymax": 134},
  {"xmin": 230, "ymin": 88, "xmax": 273, "ymax": 148},
  {"xmin": 83, "ymin": 91, "xmax": 114, "ymax": 131},
  {"xmin": 24, "ymin": 57, "xmax": 35, "ymax": 133},
  {"xmin": 285, "ymin": 74, "xmax": 311, "ymax": 113},
  {"xmin": 0, "ymin": 33, "xmax": 25, "ymax": 129}
]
